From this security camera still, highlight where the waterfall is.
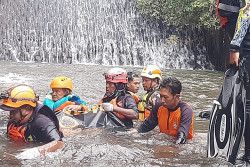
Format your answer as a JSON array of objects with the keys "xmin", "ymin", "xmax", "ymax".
[{"xmin": 0, "ymin": 0, "xmax": 210, "ymax": 69}]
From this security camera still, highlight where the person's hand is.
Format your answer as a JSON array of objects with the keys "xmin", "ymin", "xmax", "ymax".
[
  {"xmin": 175, "ymin": 137, "xmax": 186, "ymax": 144},
  {"xmin": 127, "ymin": 128, "xmax": 138, "ymax": 134},
  {"xmin": 175, "ymin": 131, "xmax": 186, "ymax": 144},
  {"xmin": 230, "ymin": 51, "xmax": 239, "ymax": 66},
  {"xmin": 64, "ymin": 105, "xmax": 82, "ymax": 111},
  {"xmin": 15, "ymin": 147, "xmax": 41, "ymax": 160},
  {"xmin": 101, "ymin": 103, "xmax": 114, "ymax": 112}
]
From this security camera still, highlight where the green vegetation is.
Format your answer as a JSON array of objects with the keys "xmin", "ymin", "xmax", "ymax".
[
  {"xmin": 136, "ymin": 0, "xmax": 219, "ymax": 29},
  {"xmin": 135, "ymin": 0, "xmax": 229, "ymax": 70}
]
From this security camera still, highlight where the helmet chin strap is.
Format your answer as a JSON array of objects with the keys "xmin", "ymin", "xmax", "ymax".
[
  {"xmin": 19, "ymin": 110, "xmax": 27, "ymax": 120},
  {"xmin": 15, "ymin": 110, "xmax": 28, "ymax": 125},
  {"xmin": 19, "ymin": 108, "xmax": 32, "ymax": 124},
  {"xmin": 148, "ymin": 78, "xmax": 159, "ymax": 92},
  {"xmin": 105, "ymin": 83, "xmax": 126, "ymax": 100},
  {"xmin": 107, "ymin": 90, "xmax": 117, "ymax": 98},
  {"xmin": 148, "ymin": 79, "xmax": 153, "ymax": 92}
]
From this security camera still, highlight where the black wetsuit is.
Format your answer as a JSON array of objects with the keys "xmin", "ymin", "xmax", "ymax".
[{"xmin": 7, "ymin": 103, "xmax": 63, "ymax": 142}]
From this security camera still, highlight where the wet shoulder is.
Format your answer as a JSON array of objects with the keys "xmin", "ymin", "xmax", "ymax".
[
  {"xmin": 121, "ymin": 93, "xmax": 134, "ymax": 102},
  {"xmin": 179, "ymin": 101, "xmax": 193, "ymax": 114},
  {"xmin": 148, "ymin": 90, "xmax": 161, "ymax": 107},
  {"xmin": 34, "ymin": 112, "xmax": 55, "ymax": 123},
  {"xmin": 30, "ymin": 113, "xmax": 55, "ymax": 130},
  {"xmin": 117, "ymin": 93, "xmax": 137, "ymax": 106}
]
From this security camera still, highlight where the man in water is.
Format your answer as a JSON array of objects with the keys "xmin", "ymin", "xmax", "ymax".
[
  {"xmin": 127, "ymin": 72, "xmax": 140, "ymax": 94},
  {"xmin": 43, "ymin": 76, "xmax": 88, "ymax": 112},
  {"xmin": 137, "ymin": 65, "xmax": 162, "ymax": 119},
  {"xmin": 100, "ymin": 67, "xmax": 139, "ymax": 128},
  {"xmin": 126, "ymin": 72, "xmax": 140, "ymax": 104},
  {"xmin": 129, "ymin": 77, "xmax": 194, "ymax": 144},
  {"xmin": 0, "ymin": 85, "xmax": 63, "ymax": 159}
]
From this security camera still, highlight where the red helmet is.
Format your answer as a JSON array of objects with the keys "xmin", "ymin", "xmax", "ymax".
[{"xmin": 104, "ymin": 68, "xmax": 128, "ymax": 84}]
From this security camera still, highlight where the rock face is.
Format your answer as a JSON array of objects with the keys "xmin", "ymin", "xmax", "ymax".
[{"xmin": 0, "ymin": 0, "xmax": 210, "ymax": 69}]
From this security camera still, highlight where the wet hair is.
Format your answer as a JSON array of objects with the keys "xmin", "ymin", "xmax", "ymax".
[
  {"xmin": 115, "ymin": 82, "xmax": 126, "ymax": 91},
  {"xmin": 127, "ymin": 72, "xmax": 139, "ymax": 82},
  {"xmin": 154, "ymin": 77, "xmax": 160, "ymax": 84},
  {"xmin": 159, "ymin": 77, "xmax": 182, "ymax": 95}
]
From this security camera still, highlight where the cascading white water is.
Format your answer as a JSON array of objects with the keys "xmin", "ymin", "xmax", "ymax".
[{"xmin": 0, "ymin": 0, "xmax": 209, "ymax": 69}]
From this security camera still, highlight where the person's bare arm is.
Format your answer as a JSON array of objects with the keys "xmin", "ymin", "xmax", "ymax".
[
  {"xmin": 38, "ymin": 140, "xmax": 64, "ymax": 155},
  {"xmin": 113, "ymin": 106, "xmax": 138, "ymax": 119},
  {"xmin": 16, "ymin": 140, "xmax": 64, "ymax": 159}
]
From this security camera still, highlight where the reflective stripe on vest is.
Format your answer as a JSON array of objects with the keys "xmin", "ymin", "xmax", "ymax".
[
  {"xmin": 218, "ymin": 3, "xmax": 240, "ymax": 13},
  {"xmin": 216, "ymin": 0, "xmax": 228, "ymax": 27},
  {"xmin": 157, "ymin": 106, "xmax": 194, "ymax": 139},
  {"xmin": 216, "ymin": 0, "xmax": 240, "ymax": 27}
]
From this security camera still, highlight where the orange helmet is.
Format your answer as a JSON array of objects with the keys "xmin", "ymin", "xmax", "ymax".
[
  {"xmin": 50, "ymin": 76, "xmax": 73, "ymax": 91},
  {"xmin": 0, "ymin": 85, "xmax": 38, "ymax": 109},
  {"xmin": 104, "ymin": 68, "xmax": 128, "ymax": 84}
]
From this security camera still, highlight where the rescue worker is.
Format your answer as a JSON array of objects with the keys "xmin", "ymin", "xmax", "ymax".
[
  {"xmin": 127, "ymin": 72, "xmax": 140, "ymax": 94},
  {"xmin": 0, "ymin": 85, "xmax": 63, "ymax": 159},
  {"xmin": 43, "ymin": 76, "xmax": 87, "ymax": 113},
  {"xmin": 100, "ymin": 68, "xmax": 139, "ymax": 128},
  {"xmin": 129, "ymin": 77, "xmax": 194, "ymax": 144},
  {"xmin": 138, "ymin": 65, "xmax": 162, "ymax": 119},
  {"xmin": 126, "ymin": 72, "xmax": 140, "ymax": 104},
  {"xmin": 217, "ymin": 0, "xmax": 250, "ymax": 164}
]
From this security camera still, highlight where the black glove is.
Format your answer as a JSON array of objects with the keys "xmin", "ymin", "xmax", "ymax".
[{"xmin": 175, "ymin": 131, "xmax": 186, "ymax": 144}]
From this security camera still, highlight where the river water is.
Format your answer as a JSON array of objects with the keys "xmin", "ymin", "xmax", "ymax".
[{"xmin": 0, "ymin": 61, "xmax": 236, "ymax": 166}]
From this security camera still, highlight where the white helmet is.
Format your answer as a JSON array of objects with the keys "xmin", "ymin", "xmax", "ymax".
[{"xmin": 141, "ymin": 65, "xmax": 162, "ymax": 81}]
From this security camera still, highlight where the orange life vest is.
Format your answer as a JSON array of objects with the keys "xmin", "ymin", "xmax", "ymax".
[
  {"xmin": 109, "ymin": 96, "xmax": 126, "ymax": 119},
  {"xmin": 157, "ymin": 106, "xmax": 194, "ymax": 139},
  {"xmin": 44, "ymin": 94, "xmax": 88, "ymax": 112},
  {"xmin": 138, "ymin": 90, "xmax": 156, "ymax": 119},
  {"xmin": 99, "ymin": 97, "xmax": 126, "ymax": 119},
  {"xmin": 54, "ymin": 101, "xmax": 75, "ymax": 112},
  {"xmin": 128, "ymin": 91, "xmax": 139, "ymax": 104},
  {"xmin": 7, "ymin": 122, "xmax": 28, "ymax": 142},
  {"xmin": 54, "ymin": 101, "xmax": 88, "ymax": 112},
  {"xmin": 138, "ymin": 100, "xmax": 151, "ymax": 119},
  {"xmin": 99, "ymin": 93, "xmax": 138, "ymax": 119}
]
